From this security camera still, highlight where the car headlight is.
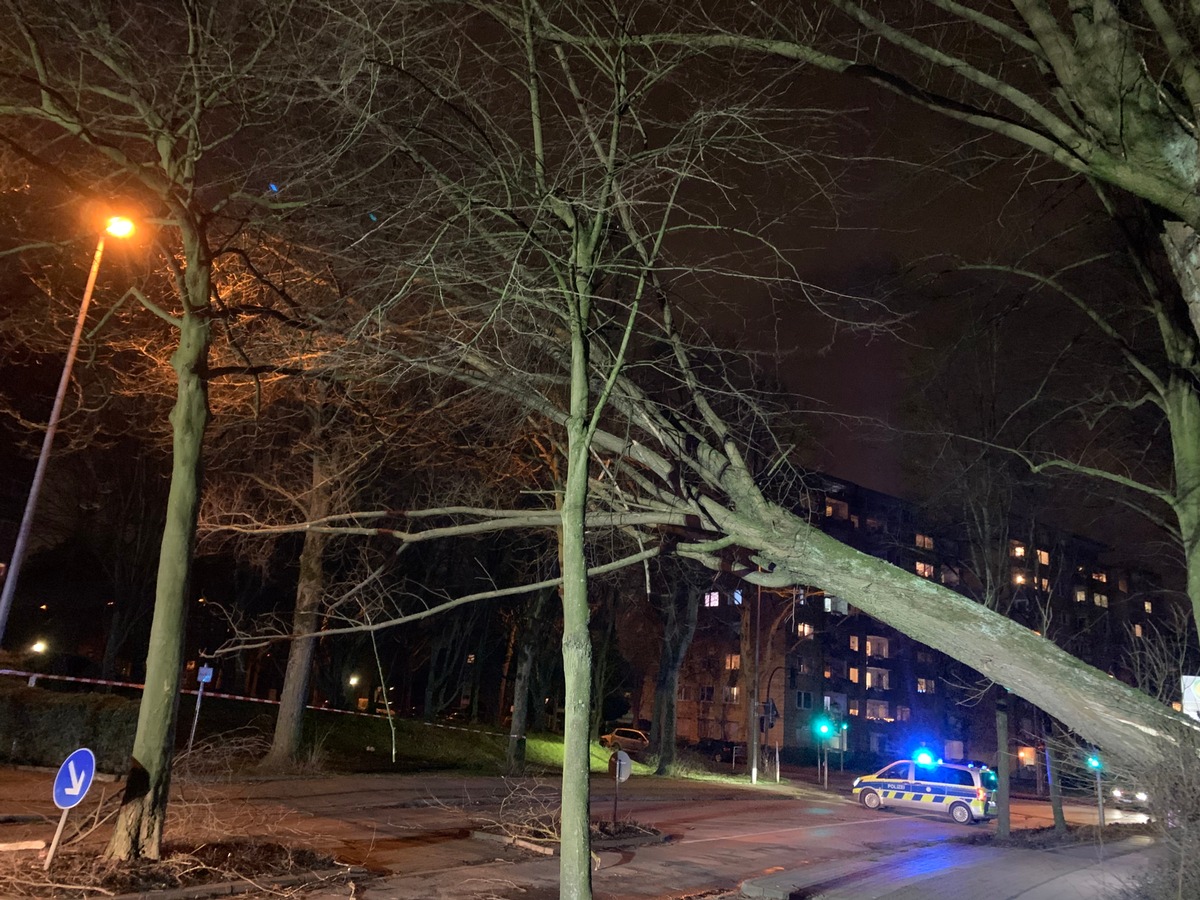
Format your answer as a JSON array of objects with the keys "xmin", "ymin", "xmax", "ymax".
[
  {"xmin": 1136, "ymin": 792, "xmax": 1148, "ymax": 803},
  {"xmin": 852, "ymin": 778, "xmax": 860, "ymax": 788},
  {"xmin": 1112, "ymin": 788, "xmax": 1123, "ymax": 798}
]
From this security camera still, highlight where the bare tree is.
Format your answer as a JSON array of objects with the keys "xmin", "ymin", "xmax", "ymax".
[
  {"xmin": 631, "ymin": 0, "xmax": 1200, "ymax": 654},
  {"xmin": 0, "ymin": 0, "xmax": 356, "ymax": 859}
]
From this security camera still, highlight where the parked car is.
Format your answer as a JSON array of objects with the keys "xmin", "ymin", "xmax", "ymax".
[{"xmin": 599, "ymin": 727, "xmax": 651, "ymax": 753}]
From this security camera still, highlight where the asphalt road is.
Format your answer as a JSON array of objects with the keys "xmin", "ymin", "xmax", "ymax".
[
  {"xmin": 0, "ymin": 766, "xmax": 1159, "ymax": 899},
  {"xmin": 209, "ymin": 772, "xmax": 1158, "ymax": 899}
]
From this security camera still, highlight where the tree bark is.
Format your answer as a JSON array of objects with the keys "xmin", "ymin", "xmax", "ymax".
[
  {"xmin": 263, "ymin": 452, "xmax": 331, "ymax": 768},
  {"xmin": 995, "ymin": 695, "xmax": 1010, "ymax": 839},
  {"xmin": 507, "ymin": 589, "xmax": 551, "ymax": 775},
  {"xmin": 652, "ymin": 582, "xmax": 700, "ymax": 775},
  {"xmin": 105, "ymin": 306, "xmax": 210, "ymax": 860}
]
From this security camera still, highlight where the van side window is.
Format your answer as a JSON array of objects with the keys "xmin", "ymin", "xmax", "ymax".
[
  {"xmin": 878, "ymin": 763, "xmax": 909, "ymax": 780},
  {"xmin": 933, "ymin": 766, "xmax": 973, "ymax": 786}
]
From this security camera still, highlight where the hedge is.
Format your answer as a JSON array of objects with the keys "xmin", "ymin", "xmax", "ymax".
[{"xmin": 0, "ymin": 681, "xmax": 136, "ymax": 772}]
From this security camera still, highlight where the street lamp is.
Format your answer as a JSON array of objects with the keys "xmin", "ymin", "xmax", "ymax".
[{"xmin": 0, "ymin": 216, "xmax": 134, "ymax": 649}]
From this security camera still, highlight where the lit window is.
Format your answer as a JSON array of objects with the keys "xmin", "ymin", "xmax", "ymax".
[
  {"xmin": 1012, "ymin": 569, "xmax": 1027, "ymax": 586},
  {"xmin": 1094, "ymin": 593, "xmax": 1109, "ymax": 609},
  {"xmin": 795, "ymin": 690, "xmax": 813, "ymax": 710},
  {"xmin": 731, "ymin": 590, "xmax": 742, "ymax": 605},
  {"xmin": 466, "ymin": 654, "xmax": 476, "ymax": 664},
  {"xmin": 1144, "ymin": 600, "xmax": 1153, "ymax": 614},
  {"xmin": 724, "ymin": 653, "xmax": 740, "ymax": 670},
  {"xmin": 1134, "ymin": 624, "xmax": 1144, "ymax": 638},
  {"xmin": 895, "ymin": 705, "xmax": 911, "ymax": 722},
  {"xmin": 848, "ymin": 700, "xmax": 860, "ymax": 716},
  {"xmin": 797, "ymin": 660, "xmax": 812, "ymax": 675},
  {"xmin": 1074, "ymin": 588, "xmax": 1087, "ymax": 604},
  {"xmin": 866, "ymin": 518, "xmax": 882, "ymax": 532},
  {"xmin": 1093, "ymin": 571, "xmax": 1107, "ymax": 583},
  {"xmin": 915, "ymin": 533, "xmax": 934, "ymax": 550},
  {"xmin": 849, "ymin": 635, "xmax": 859, "ymax": 651},
  {"xmin": 1010, "ymin": 541, "xmax": 1026, "ymax": 559},
  {"xmin": 916, "ymin": 677, "xmax": 936, "ymax": 694},
  {"xmin": 1039, "ymin": 577, "xmax": 1050, "ymax": 592},
  {"xmin": 916, "ymin": 561, "xmax": 934, "ymax": 578},
  {"xmin": 797, "ymin": 622, "xmax": 815, "ymax": 639},
  {"xmin": 865, "ymin": 636, "xmax": 889, "ymax": 658},
  {"xmin": 865, "ymin": 700, "xmax": 890, "ymax": 720},
  {"xmin": 850, "ymin": 514, "xmax": 860, "ymax": 528},
  {"xmin": 722, "ymin": 685, "xmax": 739, "ymax": 703},
  {"xmin": 866, "ymin": 668, "xmax": 890, "ymax": 690},
  {"xmin": 849, "ymin": 667, "xmax": 860, "ymax": 683},
  {"xmin": 704, "ymin": 591, "xmax": 720, "ymax": 607},
  {"xmin": 826, "ymin": 499, "xmax": 849, "ymax": 520},
  {"xmin": 1037, "ymin": 549, "xmax": 1050, "ymax": 566},
  {"xmin": 698, "ymin": 685, "xmax": 714, "ymax": 702}
]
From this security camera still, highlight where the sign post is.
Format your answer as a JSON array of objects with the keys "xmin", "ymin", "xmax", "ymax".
[
  {"xmin": 45, "ymin": 747, "xmax": 95, "ymax": 870},
  {"xmin": 187, "ymin": 664, "xmax": 214, "ymax": 754},
  {"xmin": 608, "ymin": 750, "xmax": 631, "ymax": 825}
]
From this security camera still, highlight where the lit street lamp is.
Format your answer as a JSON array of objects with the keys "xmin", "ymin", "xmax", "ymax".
[{"xmin": 0, "ymin": 217, "xmax": 134, "ymax": 649}]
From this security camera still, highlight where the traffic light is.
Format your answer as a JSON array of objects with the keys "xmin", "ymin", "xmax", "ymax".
[
  {"xmin": 762, "ymin": 699, "xmax": 779, "ymax": 730},
  {"xmin": 1087, "ymin": 753, "xmax": 1102, "ymax": 770},
  {"xmin": 813, "ymin": 715, "xmax": 833, "ymax": 738}
]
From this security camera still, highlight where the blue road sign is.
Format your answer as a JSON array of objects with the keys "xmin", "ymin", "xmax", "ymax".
[{"xmin": 52, "ymin": 747, "xmax": 96, "ymax": 810}]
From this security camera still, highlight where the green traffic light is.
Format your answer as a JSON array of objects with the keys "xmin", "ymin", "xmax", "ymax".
[{"xmin": 1087, "ymin": 755, "xmax": 1102, "ymax": 770}]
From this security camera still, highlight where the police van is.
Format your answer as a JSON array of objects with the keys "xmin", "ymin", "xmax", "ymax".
[{"xmin": 852, "ymin": 758, "xmax": 997, "ymax": 824}]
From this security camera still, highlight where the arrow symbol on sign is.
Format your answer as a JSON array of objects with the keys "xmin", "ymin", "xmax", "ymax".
[{"xmin": 64, "ymin": 761, "xmax": 85, "ymax": 796}]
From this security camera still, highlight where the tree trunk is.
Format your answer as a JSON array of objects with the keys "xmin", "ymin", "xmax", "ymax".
[
  {"xmin": 105, "ymin": 308, "xmax": 210, "ymax": 860},
  {"xmin": 995, "ymin": 695, "xmax": 1010, "ymax": 840},
  {"xmin": 507, "ymin": 590, "xmax": 550, "ymax": 775},
  {"xmin": 262, "ymin": 473, "xmax": 329, "ymax": 765},
  {"xmin": 1045, "ymin": 740, "xmax": 1067, "ymax": 834},
  {"xmin": 559, "ymin": 407, "xmax": 593, "ymax": 900},
  {"xmin": 652, "ymin": 583, "xmax": 700, "ymax": 775},
  {"xmin": 498, "ymin": 614, "xmax": 518, "ymax": 728}
]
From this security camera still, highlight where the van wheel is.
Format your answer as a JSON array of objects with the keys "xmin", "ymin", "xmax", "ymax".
[
  {"xmin": 949, "ymin": 802, "xmax": 973, "ymax": 824},
  {"xmin": 860, "ymin": 790, "xmax": 882, "ymax": 811}
]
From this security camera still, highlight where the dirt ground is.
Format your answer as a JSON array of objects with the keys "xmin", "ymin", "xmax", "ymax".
[{"xmin": 0, "ymin": 765, "xmax": 349, "ymax": 898}]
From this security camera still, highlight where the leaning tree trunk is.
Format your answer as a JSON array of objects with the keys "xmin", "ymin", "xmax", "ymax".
[
  {"xmin": 105, "ymin": 307, "xmax": 211, "ymax": 860},
  {"xmin": 707, "ymin": 489, "xmax": 1190, "ymax": 764},
  {"xmin": 263, "ymin": 453, "xmax": 331, "ymax": 768}
]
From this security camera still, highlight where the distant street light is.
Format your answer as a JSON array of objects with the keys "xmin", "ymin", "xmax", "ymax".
[
  {"xmin": 348, "ymin": 675, "xmax": 360, "ymax": 687},
  {"xmin": 0, "ymin": 216, "xmax": 135, "ymax": 649},
  {"xmin": 30, "ymin": 640, "xmax": 46, "ymax": 654}
]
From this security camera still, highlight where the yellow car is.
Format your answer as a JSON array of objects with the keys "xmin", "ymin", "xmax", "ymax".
[{"xmin": 852, "ymin": 758, "xmax": 997, "ymax": 824}]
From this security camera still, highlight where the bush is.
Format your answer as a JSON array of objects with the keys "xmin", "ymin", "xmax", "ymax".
[{"xmin": 0, "ymin": 681, "xmax": 136, "ymax": 772}]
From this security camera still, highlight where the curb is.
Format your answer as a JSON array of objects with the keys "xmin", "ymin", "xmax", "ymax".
[{"xmin": 106, "ymin": 865, "xmax": 370, "ymax": 900}]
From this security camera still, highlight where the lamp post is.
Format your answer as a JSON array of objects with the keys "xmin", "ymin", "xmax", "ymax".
[{"xmin": 0, "ymin": 217, "xmax": 134, "ymax": 649}]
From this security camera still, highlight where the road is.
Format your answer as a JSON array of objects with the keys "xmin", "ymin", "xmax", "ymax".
[{"xmin": 213, "ymin": 772, "xmax": 1157, "ymax": 899}]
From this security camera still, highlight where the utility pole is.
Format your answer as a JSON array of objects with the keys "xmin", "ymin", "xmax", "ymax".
[{"xmin": 750, "ymin": 582, "xmax": 761, "ymax": 784}]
